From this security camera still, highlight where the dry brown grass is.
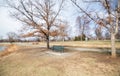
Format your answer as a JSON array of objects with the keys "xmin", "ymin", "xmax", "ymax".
[
  {"xmin": 16, "ymin": 40, "xmax": 120, "ymax": 49},
  {"xmin": 0, "ymin": 44, "xmax": 19, "ymax": 57},
  {"xmin": 0, "ymin": 46, "xmax": 120, "ymax": 76},
  {"xmin": 49, "ymin": 41, "xmax": 120, "ymax": 49},
  {"xmin": 1, "ymin": 40, "xmax": 120, "ymax": 49}
]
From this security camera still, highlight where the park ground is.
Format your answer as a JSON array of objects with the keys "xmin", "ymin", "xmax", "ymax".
[{"xmin": 0, "ymin": 41, "xmax": 120, "ymax": 76}]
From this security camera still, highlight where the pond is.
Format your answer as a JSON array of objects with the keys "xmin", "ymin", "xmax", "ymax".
[{"xmin": 0, "ymin": 46, "xmax": 6, "ymax": 51}]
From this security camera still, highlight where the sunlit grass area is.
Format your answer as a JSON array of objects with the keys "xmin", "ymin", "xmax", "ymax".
[
  {"xmin": 0, "ymin": 41, "xmax": 120, "ymax": 76},
  {"xmin": 36, "ymin": 40, "xmax": 120, "ymax": 49},
  {"xmin": 0, "ymin": 46, "xmax": 120, "ymax": 76},
  {"xmin": 1, "ymin": 40, "xmax": 120, "ymax": 48}
]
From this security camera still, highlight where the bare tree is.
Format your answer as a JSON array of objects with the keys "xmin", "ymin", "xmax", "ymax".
[
  {"xmin": 105, "ymin": 31, "xmax": 110, "ymax": 40},
  {"xmin": 116, "ymin": 26, "xmax": 120, "ymax": 39},
  {"xmin": 6, "ymin": 0, "xmax": 64, "ymax": 49},
  {"xmin": 7, "ymin": 32, "xmax": 18, "ymax": 43},
  {"xmin": 76, "ymin": 15, "xmax": 91, "ymax": 41},
  {"xmin": 95, "ymin": 27, "xmax": 103, "ymax": 40},
  {"xmin": 100, "ymin": 0, "xmax": 120, "ymax": 58},
  {"xmin": 50, "ymin": 30, "xmax": 59, "ymax": 41},
  {"xmin": 58, "ymin": 21, "xmax": 68, "ymax": 41},
  {"xmin": 71, "ymin": 0, "xmax": 120, "ymax": 58}
]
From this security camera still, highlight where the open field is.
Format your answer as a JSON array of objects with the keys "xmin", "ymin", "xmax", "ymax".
[
  {"xmin": 0, "ymin": 45, "xmax": 120, "ymax": 76},
  {"xmin": 7, "ymin": 40, "xmax": 120, "ymax": 49},
  {"xmin": 50, "ymin": 40, "xmax": 120, "ymax": 49},
  {"xmin": 1, "ymin": 40, "xmax": 120, "ymax": 48},
  {"xmin": 0, "ymin": 41, "xmax": 120, "ymax": 76}
]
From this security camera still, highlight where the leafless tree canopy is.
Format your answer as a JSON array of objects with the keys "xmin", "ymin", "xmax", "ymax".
[
  {"xmin": 71, "ymin": 0, "xmax": 120, "ymax": 58},
  {"xmin": 6, "ymin": 0, "xmax": 64, "ymax": 48},
  {"xmin": 7, "ymin": 32, "xmax": 18, "ymax": 43},
  {"xmin": 5, "ymin": 0, "xmax": 120, "ymax": 57},
  {"xmin": 75, "ymin": 15, "xmax": 91, "ymax": 41}
]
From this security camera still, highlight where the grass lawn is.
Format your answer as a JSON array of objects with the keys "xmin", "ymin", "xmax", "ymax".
[
  {"xmin": 1, "ymin": 40, "xmax": 120, "ymax": 49},
  {"xmin": 50, "ymin": 40, "xmax": 120, "ymax": 48},
  {"xmin": 0, "ymin": 45, "xmax": 120, "ymax": 76},
  {"xmin": 26, "ymin": 40, "xmax": 120, "ymax": 49},
  {"xmin": 0, "ymin": 41, "xmax": 120, "ymax": 76}
]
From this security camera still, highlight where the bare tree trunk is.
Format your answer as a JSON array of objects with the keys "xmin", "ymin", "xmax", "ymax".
[
  {"xmin": 110, "ymin": 9, "xmax": 119, "ymax": 58},
  {"xmin": 46, "ymin": 22, "xmax": 50, "ymax": 49},
  {"xmin": 46, "ymin": 36, "xmax": 50, "ymax": 49},
  {"xmin": 111, "ymin": 33, "xmax": 116, "ymax": 58}
]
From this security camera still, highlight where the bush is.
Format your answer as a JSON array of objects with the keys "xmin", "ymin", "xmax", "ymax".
[{"xmin": 74, "ymin": 34, "xmax": 86, "ymax": 41}]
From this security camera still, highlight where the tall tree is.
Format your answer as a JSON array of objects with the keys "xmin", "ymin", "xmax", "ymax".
[
  {"xmin": 75, "ymin": 15, "xmax": 91, "ymax": 41},
  {"xmin": 7, "ymin": 32, "xmax": 18, "ymax": 43},
  {"xmin": 99, "ymin": 0, "xmax": 120, "ymax": 58},
  {"xmin": 95, "ymin": 26, "xmax": 103, "ymax": 40},
  {"xmin": 58, "ymin": 21, "xmax": 68, "ymax": 41},
  {"xmin": 71, "ymin": 0, "xmax": 120, "ymax": 58},
  {"xmin": 6, "ymin": 0, "xmax": 64, "ymax": 49}
]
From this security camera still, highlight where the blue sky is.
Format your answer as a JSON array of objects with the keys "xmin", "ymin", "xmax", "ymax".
[
  {"xmin": 0, "ymin": 0, "xmax": 97, "ymax": 38},
  {"xmin": 0, "ymin": 0, "xmax": 78, "ymax": 38},
  {"xmin": 0, "ymin": 0, "xmax": 118, "ymax": 38}
]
